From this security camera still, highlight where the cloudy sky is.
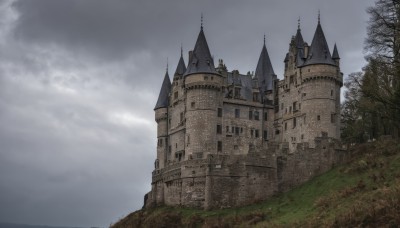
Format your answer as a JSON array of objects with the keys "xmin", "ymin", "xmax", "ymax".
[{"xmin": 0, "ymin": 0, "xmax": 375, "ymax": 227}]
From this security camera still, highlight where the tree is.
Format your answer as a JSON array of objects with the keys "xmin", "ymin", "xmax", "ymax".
[{"xmin": 363, "ymin": 0, "xmax": 400, "ymax": 138}]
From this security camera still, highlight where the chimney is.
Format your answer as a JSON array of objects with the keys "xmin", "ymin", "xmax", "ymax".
[
  {"xmin": 188, "ymin": 50, "xmax": 193, "ymax": 63},
  {"xmin": 303, "ymin": 42, "xmax": 309, "ymax": 59}
]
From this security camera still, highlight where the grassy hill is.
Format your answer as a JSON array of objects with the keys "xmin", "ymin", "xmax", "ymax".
[{"xmin": 111, "ymin": 139, "xmax": 400, "ymax": 227}]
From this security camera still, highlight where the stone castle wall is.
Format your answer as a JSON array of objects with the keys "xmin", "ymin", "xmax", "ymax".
[{"xmin": 145, "ymin": 135, "xmax": 347, "ymax": 209}]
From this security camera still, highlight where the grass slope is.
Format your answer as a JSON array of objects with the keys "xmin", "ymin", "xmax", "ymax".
[{"xmin": 112, "ymin": 139, "xmax": 400, "ymax": 228}]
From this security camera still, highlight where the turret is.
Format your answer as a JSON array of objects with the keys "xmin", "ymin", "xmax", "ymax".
[
  {"xmin": 154, "ymin": 71, "xmax": 171, "ymax": 170},
  {"xmin": 299, "ymin": 15, "xmax": 342, "ymax": 145},
  {"xmin": 184, "ymin": 23, "xmax": 223, "ymax": 160},
  {"xmin": 332, "ymin": 43, "xmax": 340, "ymax": 66},
  {"xmin": 174, "ymin": 47, "xmax": 187, "ymax": 80},
  {"xmin": 255, "ymin": 36, "xmax": 276, "ymax": 99}
]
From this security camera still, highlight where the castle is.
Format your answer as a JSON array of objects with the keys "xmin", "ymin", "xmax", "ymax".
[{"xmin": 145, "ymin": 17, "xmax": 345, "ymax": 209}]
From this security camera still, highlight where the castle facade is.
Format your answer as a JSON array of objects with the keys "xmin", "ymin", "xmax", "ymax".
[{"xmin": 145, "ymin": 18, "xmax": 345, "ymax": 209}]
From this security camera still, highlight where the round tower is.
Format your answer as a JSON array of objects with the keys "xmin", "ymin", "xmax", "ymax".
[
  {"xmin": 184, "ymin": 27, "xmax": 223, "ymax": 159},
  {"xmin": 154, "ymin": 71, "xmax": 171, "ymax": 170},
  {"xmin": 300, "ymin": 20, "xmax": 342, "ymax": 146}
]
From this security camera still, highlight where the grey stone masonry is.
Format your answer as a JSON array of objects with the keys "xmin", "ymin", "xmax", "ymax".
[{"xmin": 145, "ymin": 19, "xmax": 344, "ymax": 209}]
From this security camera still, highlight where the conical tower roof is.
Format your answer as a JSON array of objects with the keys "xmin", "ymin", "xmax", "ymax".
[
  {"xmin": 174, "ymin": 50, "xmax": 187, "ymax": 76},
  {"xmin": 154, "ymin": 71, "xmax": 171, "ymax": 110},
  {"xmin": 332, "ymin": 43, "xmax": 340, "ymax": 59},
  {"xmin": 255, "ymin": 38, "xmax": 276, "ymax": 92},
  {"xmin": 184, "ymin": 27, "xmax": 217, "ymax": 76},
  {"xmin": 294, "ymin": 28, "xmax": 304, "ymax": 48},
  {"xmin": 294, "ymin": 26, "xmax": 305, "ymax": 67},
  {"xmin": 303, "ymin": 21, "xmax": 335, "ymax": 66}
]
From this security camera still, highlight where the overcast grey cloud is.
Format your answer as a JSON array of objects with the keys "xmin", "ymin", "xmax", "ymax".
[{"xmin": 0, "ymin": 0, "xmax": 375, "ymax": 227}]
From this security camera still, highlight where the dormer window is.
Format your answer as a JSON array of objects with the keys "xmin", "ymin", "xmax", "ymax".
[{"xmin": 234, "ymin": 87, "xmax": 241, "ymax": 99}]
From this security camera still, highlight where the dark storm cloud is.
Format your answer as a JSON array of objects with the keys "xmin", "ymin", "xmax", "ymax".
[{"xmin": 0, "ymin": 0, "xmax": 376, "ymax": 227}]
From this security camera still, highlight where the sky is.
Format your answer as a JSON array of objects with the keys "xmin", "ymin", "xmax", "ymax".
[{"xmin": 0, "ymin": 0, "xmax": 376, "ymax": 227}]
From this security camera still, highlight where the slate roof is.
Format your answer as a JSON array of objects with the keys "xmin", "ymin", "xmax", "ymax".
[
  {"xmin": 294, "ymin": 28, "xmax": 306, "ymax": 67},
  {"xmin": 226, "ymin": 72, "xmax": 259, "ymax": 102},
  {"xmin": 184, "ymin": 28, "xmax": 217, "ymax": 76},
  {"xmin": 174, "ymin": 52, "xmax": 187, "ymax": 76},
  {"xmin": 332, "ymin": 43, "xmax": 340, "ymax": 59},
  {"xmin": 294, "ymin": 28, "xmax": 304, "ymax": 48},
  {"xmin": 255, "ymin": 42, "xmax": 276, "ymax": 92},
  {"xmin": 303, "ymin": 22, "xmax": 336, "ymax": 66},
  {"xmin": 154, "ymin": 71, "xmax": 171, "ymax": 110}
]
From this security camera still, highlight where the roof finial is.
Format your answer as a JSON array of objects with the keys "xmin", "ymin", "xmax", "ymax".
[
  {"xmin": 318, "ymin": 10, "xmax": 320, "ymax": 24},
  {"xmin": 263, "ymin": 33, "xmax": 266, "ymax": 45},
  {"xmin": 180, "ymin": 43, "xmax": 183, "ymax": 57},
  {"xmin": 166, "ymin": 57, "xmax": 169, "ymax": 72},
  {"xmin": 201, "ymin": 13, "xmax": 203, "ymax": 30},
  {"xmin": 298, "ymin": 17, "xmax": 301, "ymax": 30}
]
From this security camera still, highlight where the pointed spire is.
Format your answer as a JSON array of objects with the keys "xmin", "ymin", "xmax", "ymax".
[
  {"xmin": 255, "ymin": 37, "xmax": 276, "ymax": 92},
  {"xmin": 154, "ymin": 71, "xmax": 171, "ymax": 110},
  {"xmin": 184, "ymin": 23, "xmax": 217, "ymax": 76},
  {"xmin": 294, "ymin": 25, "xmax": 304, "ymax": 48},
  {"xmin": 332, "ymin": 43, "xmax": 340, "ymax": 59},
  {"xmin": 175, "ymin": 47, "xmax": 187, "ymax": 76},
  {"xmin": 303, "ymin": 21, "xmax": 336, "ymax": 66}
]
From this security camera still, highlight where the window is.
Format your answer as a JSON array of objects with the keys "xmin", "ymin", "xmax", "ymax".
[
  {"xmin": 317, "ymin": 115, "xmax": 321, "ymax": 121},
  {"xmin": 331, "ymin": 90, "xmax": 333, "ymax": 96},
  {"xmin": 253, "ymin": 92, "xmax": 259, "ymax": 102},
  {"xmin": 293, "ymin": 102, "xmax": 297, "ymax": 111},
  {"xmin": 218, "ymin": 108, "xmax": 222, "ymax": 117},
  {"xmin": 217, "ymin": 124, "xmax": 222, "ymax": 134},
  {"xmin": 217, "ymin": 141, "xmax": 222, "ymax": 152},
  {"xmin": 289, "ymin": 106, "xmax": 292, "ymax": 113},
  {"xmin": 175, "ymin": 143, "xmax": 177, "ymax": 149},
  {"xmin": 191, "ymin": 102, "xmax": 195, "ymax": 108},
  {"xmin": 226, "ymin": 126, "xmax": 229, "ymax": 133},
  {"xmin": 331, "ymin": 113, "xmax": 336, "ymax": 123},
  {"xmin": 264, "ymin": 130, "xmax": 268, "ymax": 141},
  {"xmin": 275, "ymin": 129, "xmax": 280, "ymax": 135},
  {"xmin": 301, "ymin": 134, "xmax": 304, "ymax": 140},
  {"xmin": 159, "ymin": 138, "xmax": 163, "ymax": 147},
  {"xmin": 293, "ymin": 117, "xmax": 296, "ymax": 128},
  {"xmin": 235, "ymin": 109, "xmax": 240, "ymax": 118},
  {"xmin": 255, "ymin": 129, "xmax": 259, "ymax": 138},
  {"xmin": 285, "ymin": 122, "xmax": 287, "ymax": 131},
  {"xmin": 250, "ymin": 129, "xmax": 254, "ymax": 137},
  {"xmin": 235, "ymin": 127, "xmax": 240, "ymax": 135},
  {"xmin": 264, "ymin": 112, "xmax": 268, "ymax": 121},
  {"xmin": 234, "ymin": 87, "xmax": 241, "ymax": 99},
  {"xmin": 174, "ymin": 91, "xmax": 178, "ymax": 99},
  {"xmin": 249, "ymin": 110, "xmax": 253, "ymax": 120},
  {"xmin": 254, "ymin": 111, "xmax": 260, "ymax": 120},
  {"xmin": 204, "ymin": 76, "xmax": 208, "ymax": 80}
]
